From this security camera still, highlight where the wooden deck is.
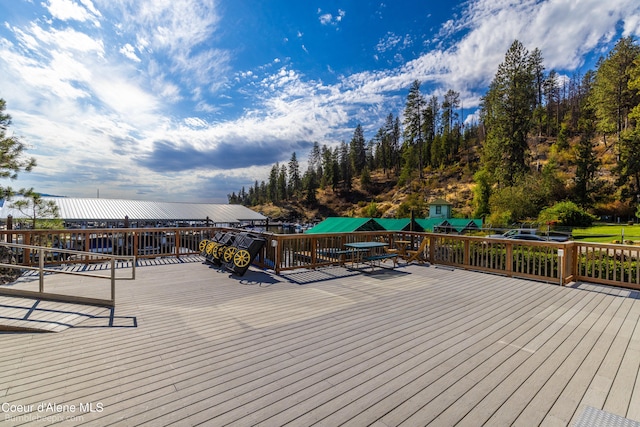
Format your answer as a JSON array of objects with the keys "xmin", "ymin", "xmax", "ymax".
[{"xmin": 1, "ymin": 258, "xmax": 640, "ymax": 426}]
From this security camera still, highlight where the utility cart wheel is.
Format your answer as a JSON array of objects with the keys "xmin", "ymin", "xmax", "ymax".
[
  {"xmin": 233, "ymin": 249, "xmax": 251, "ymax": 268},
  {"xmin": 214, "ymin": 245, "xmax": 226, "ymax": 259},
  {"xmin": 223, "ymin": 246, "xmax": 237, "ymax": 263},
  {"xmin": 199, "ymin": 239, "xmax": 209, "ymax": 252},
  {"xmin": 205, "ymin": 242, "xmax": 216, "ymax": 255}
]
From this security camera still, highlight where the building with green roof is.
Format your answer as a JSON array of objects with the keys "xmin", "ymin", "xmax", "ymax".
[
  {"xmin": 304, "ymin": 217, "xmax": 385, "ymax": 234},
  {"xmin": 373, "ymin": 218, "xmax": 424, "ymax": 232},
  {"xmin": 305, "ymin": 198, "xmax": 483, "ymax": 234}
]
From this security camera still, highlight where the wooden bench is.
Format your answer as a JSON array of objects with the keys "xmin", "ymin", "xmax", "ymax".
[{"xmin": 363, "ymin": 253, "xmax": 398, "ymax": 268}]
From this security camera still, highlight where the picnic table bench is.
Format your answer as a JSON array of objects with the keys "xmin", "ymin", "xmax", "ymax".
[
  {"xmin": 344, "ymin": 242, "xmax": 398, "ymax": 270},
  {"xmin": 363, "ymin": 253, "xmax": 398, "ymax": 268}
]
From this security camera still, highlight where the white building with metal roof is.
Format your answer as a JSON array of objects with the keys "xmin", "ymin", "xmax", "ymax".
[{"xmin": 0, "ymin": 197, "xmax": 266, "ymax": 227}]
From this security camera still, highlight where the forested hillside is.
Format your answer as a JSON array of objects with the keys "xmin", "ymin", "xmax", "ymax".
[{"xmin": 229, "ymin": 37, "xmax": 640, "ymax": 227}]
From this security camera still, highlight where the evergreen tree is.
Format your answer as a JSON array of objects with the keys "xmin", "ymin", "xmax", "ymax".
[
  {"xmin": 422, "ymin": 95, "xmax": 439, "ymax": 167},
  {"xmin": 288, "ymin": 152, "xmax": 301, "ymax": 198},
  {"xmin": 320, "ymin": 144, "xmax": 333, "ymax": 189},
  {"xmin": 302, "ymin": 168, "xmax": 318, "ymax": 204},
  {"xmin": 591, "ymin": 36, "xmax": 640, "ymax": 141},
  {"xmin": 330, "ymin": 147, "xmax": 341, "ymax": 191},
  {"xmin": 278, "ymin": 163, "xmax": 287, "ymax": 201},
  {"xmin": 350, "ymin": 124, "xmax": 366, "ymax": 175},
  {"xmin": 268, "ymin": 163, "xmax": 279, "ymax": 203},
  {"xmin": 0, "ymin": 98, "xmax": 37, "ymax": 198},
  {"xmin": 339, "ymin": 141, "xmax": 352, "ymax": 191},
  {"xmin": 574, "ymin": 71, "xmax": 600, "ymax": 207},
  {"xmin": 227, "ymin": 191, "xmax": 238, "ymax": 204},
  {"xmin": 480, "ymin": 40, "xmax": 538, "ymax": 187},
  {"xmin": 10, "ymin": 189, "xmax": 60, "ymax": 230},
  {"xmin": 543, "ymin": 70, "xmax": 561, "ymax": 135},
  {"xmin": 308, "ymin": 141, "xmax": 323, "ymax": 180},
  {"xmin": 441, "ymin": 89, "xmax": 460, "ymax": 164},
  {"xmin": 392, "ymin": 115, "xmax": 402, "ymax": 175},
  {"xmin": 403, "ymin": 80, "xmax": 426, "ymax": 178}
]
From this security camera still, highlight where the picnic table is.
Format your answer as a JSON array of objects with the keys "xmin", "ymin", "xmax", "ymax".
[
  {"xmin": 344, "ymin": 241, "xmax": 398, "ymax": 270},
  {"xmin": 393, "ymin": 239, "xmax": 412, "ymax": 259}
]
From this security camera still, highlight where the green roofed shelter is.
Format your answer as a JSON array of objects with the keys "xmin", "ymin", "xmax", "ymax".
[
  {"xmin": 435, "ymin": 218, "xmax": 483, "ymax": 233},
  {"xmin": 415, "ymin": 218, "xmax": 449, "ymax": 232},
  {"xmin": 307, "ymin": 216, "xmax": 483, "ymax": 234},
  {"xmin": 373, "ymin": 218, "xmax": 424, "ymax": 232},
  {"xmin": 304, "ymin": 217, "xmax": 385, "ymax": 234}
]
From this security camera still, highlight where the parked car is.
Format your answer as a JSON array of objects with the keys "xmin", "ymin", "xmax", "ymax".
[
  {"xmin": 505, "ymin": 234, "xmax": 547, "ymax": 241},
  {"xmin": 487, "ymin": 228, "xmax": 571, "ymax": 242},
  {"xmin": 487, "ymin": 229, "xmax": 540, "ymax": 239}
]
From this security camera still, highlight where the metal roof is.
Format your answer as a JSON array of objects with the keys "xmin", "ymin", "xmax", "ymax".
[
  {"xmin": 0, "ymin": 197, "xmax": 266, "ymax": 223},
  {"xmin": 304, "ymin": 217, "xmax": 385, "ymax": 234},
  {"xmin": 373, "ymin": 218, "xmax": 425, "ymax": 232}
]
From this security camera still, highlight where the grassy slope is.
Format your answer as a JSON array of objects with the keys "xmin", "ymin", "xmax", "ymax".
[{"xmin": 572, "ymin": 224, "xmax": 640, "ymax": 243}]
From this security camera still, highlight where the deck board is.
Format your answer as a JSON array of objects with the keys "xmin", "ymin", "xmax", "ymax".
[{"xmin": 0, "ymin": 259, "xmax": 639, "ymax": 426}]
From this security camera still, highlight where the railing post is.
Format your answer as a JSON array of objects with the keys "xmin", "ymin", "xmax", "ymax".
[
  {"xmin": 429, "ymin": 234, "xmax": 435, "ymax": 262},
  {"xmin": 111, "ymin": 257, "xmax": 116, "ymax": 304},
  {"xmin": 133, "ymin": 230, "xmax": 139, "ymax": 257},
  {"xmin": 311, "ymin": 237, "xmax": 317, "ymax": 267},
  {"xmin": 505, "ymin": 242, "xmax": 513, "ymax": 277},
  {"xmin": 25, "ymin": 233, "xmax": 31, "ymax": 267},
  {"xmin": 464, "ymin": 239, "xmax": 470, "ymax": 267},
  {"xmin": 174, "ymin": 228, "xmax": 181, "ymax": 258},
  {"xmin": 563, "ymin": 241, "xmax": 576, "ymax": 285},
  {"xmin": 6, "ymin": 215, "xmax": 12, "ymax": 243},
  {"xmin": 274, "ymin": 236, "xmax": 281, "ymax": 274},
  {"xmin": 39, "ymin": 247, "xmax": 44, "ymax": 292}
]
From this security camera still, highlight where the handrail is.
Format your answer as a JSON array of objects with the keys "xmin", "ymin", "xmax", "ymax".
[
  {"xmin": 0, "ymin": 242, "xmax": 136, "ymax": 307},
  {"xmin": 2, "ymin": 226, "xmax": 640, "ymax": 291},
  {"xmin": 263, "ymin": 231, "xmax": 640, "ymax": 290}
]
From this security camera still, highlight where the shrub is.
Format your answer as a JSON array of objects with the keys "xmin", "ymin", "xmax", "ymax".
[{"xmin": 537, "ymin": 201, "xmax": 597, "ymax": 227}]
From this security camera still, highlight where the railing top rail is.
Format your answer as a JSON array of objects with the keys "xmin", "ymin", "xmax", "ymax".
[
  {"xmin": 0, "ymin": 241, "xmax": 136, "ymax": 262},
  {"xmin": 0, "ymin": 225, "xmax": 224, "ymax": 233}
]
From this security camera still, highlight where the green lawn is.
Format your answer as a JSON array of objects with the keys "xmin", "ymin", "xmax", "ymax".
[{"xmin": 571, "ymin": 223, "xmax": 640, "ymax": 243}]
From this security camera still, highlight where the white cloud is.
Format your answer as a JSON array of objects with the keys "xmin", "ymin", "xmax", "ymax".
[
  {"xmin": 119, "ymin": 43, "xmax": 140, "ymax": 62},
  {"xmin": 319, "ymin": 13, "xmax": 332, "ymax": 26},
  {"xmin": 43, "ymin": 0, "xmax": 101, "ymax": 26},
  {"xmin": 19, "ymin": 23, "xmax": 104, "ymax": 55},
  {"xmin": 2, "ymin": 0, "xmax": 640, "ymax": 202},
  {"xmin": 318, "ymin": 8, "xmax": 346, "ymax": 26}
]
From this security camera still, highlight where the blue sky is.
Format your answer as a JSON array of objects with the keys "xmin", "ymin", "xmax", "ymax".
[{"xmin": 1, "ymin": 0, "xmax": 639, "ymax": 203}]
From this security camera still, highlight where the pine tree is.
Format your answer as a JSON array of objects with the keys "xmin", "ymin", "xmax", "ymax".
[
  {"xmin": 288, "ymin": 152, "xmax": 301, "ymax": 198},
  {"xmin": 0, "ymin": 98, "xmax": 37, "ymax": 198},
  {"xmin": 350, "ymin": 124, "xmax": 366, "ymax": 175},
  {"xmin": 480, "ymin": 40, "xmax": 538, "ymax": 187},
  {"xmin": 403, "ymin": 80, "xmax": 426, "ymax": 178},
  {"xmin": 591, "ymin": 36, "xmax": 640, "ymax": 140}
]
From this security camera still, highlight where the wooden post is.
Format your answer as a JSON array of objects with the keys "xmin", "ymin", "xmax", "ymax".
[
  {"xmin": 175, "ymin": 227, "xmax": 181, "ymax": 258},
  {"xmin": 505, "ymin": 242, "xmax": 513, "ymax": 277},
  {"xmin": 274, "ymin": 236, "xmax": 281, "ymax": 274},
  {"xmin": 39, "ymin": 247, "xmax": 44, "ymax": 292},
  {"xmin": 463, "ymin": 239, "xmax": 470, "ymax": 267},
  {"xmin": 429, "ymin": 234, "xmax": 435, "ymax": 262},
  {"xmin": 6, "ymin": 215, "xmax": 12, "ymax": 243},
  {"xmin": 110, "ymin": 257, "xmax": 116, "ymax": 304}
]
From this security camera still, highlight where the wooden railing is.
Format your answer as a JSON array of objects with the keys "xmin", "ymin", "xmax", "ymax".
[
  {"xmin": 2, "ymin": 227, "xmax": 640, "ymax": 291},
  {"xmin": 0, "ymin": 226, "xmax": 215, "ymax": 266},
  {"xmin": 264, "ymin": 231, "xmax": 640, "ymax": 291},
  {"xmin": 0, "ymin": 242, "xmax": 135, "ymax": 306}
]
